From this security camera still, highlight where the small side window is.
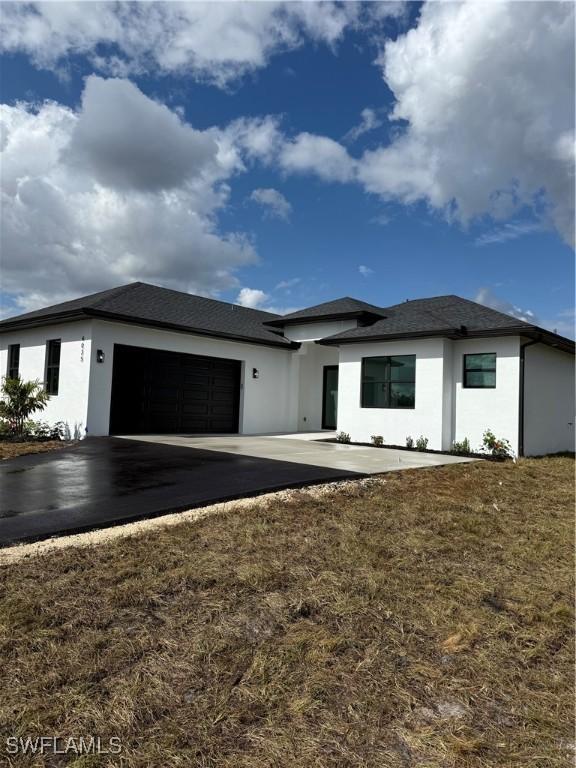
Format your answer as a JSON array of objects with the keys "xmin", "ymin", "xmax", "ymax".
[
  {"xmin": 45, "ymin": 339, "xmax": 61, "ymax": 395},
  {"xmin": 7, "ymin": 344, "xmax": 20, "ymax": 379},
  {"xmin": 463, "ymin": 353, "xmax": 496, "ymax": 388}
]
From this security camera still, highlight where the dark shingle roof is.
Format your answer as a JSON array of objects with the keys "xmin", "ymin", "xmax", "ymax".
[
  {"xmin": 0, "ymin": 282, "xmax": 295, "ymax": 349},
  {"xmin": 2, "ymin": 286, "xmax": 572, "ymax": 353},
  {"xmin": 319, "ymin": 295, "xmax": 574, "ymax": 352},
  {"xmin": 264, "ymin": 297, "xmax": 386, "ymax": 327}
]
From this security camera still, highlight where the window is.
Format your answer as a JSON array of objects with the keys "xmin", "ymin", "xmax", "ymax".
[
  {"xmin": 361, "ymin": 355, "xmax": 416, "ymax": 408},
  {"xmin": 463, "ymin": 353, "xmax": 496, "ymax": 388},
  {"xmin": 45, "ymin": 339, "xmax": 61, "ymax": 395},
  {"xmin": 7, "ymin": 344, "xmax": 20, "ymax": 379}
]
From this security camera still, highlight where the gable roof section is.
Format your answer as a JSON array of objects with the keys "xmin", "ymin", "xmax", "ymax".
[
  {"xmin": 318, "ymin": 295, "xmax": 575, "ymax": 353},
  {"xmin": 263, "ymin": 296, "xmax": 387, "ymax": 327},
  {"xmin": 0, "ymin": 282, "xmax": 296, "ymax": 349}
]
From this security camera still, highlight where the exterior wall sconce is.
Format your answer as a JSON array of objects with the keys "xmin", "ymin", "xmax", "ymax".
[
  {"xmin": 252, "ymin": 367, "xmax": 259, "ymax": 379},
  {"xmin": 96, "ymin": 349, "xmax": 105, "ymax": 363}
]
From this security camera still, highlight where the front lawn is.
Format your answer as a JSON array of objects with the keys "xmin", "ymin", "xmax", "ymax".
[{"xmin": 0, "ymin": 457, "xmax": 573, "ymax": 767}]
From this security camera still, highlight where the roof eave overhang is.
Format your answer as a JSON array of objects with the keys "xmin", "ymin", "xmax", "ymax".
[
  {"xmin": 0, "ymin": 308, "xmax": 300, "ymax": 351},
  {"xmin": 0, "ymin": 308, "xmax": 91, "ymax": 333},
  {"xmin": 317, "ymin": 326, "xmax": 575, "ymax": 354},
  {"xmin": 264, "ymin": 310, "xmax": 385, "ymax": 328}
]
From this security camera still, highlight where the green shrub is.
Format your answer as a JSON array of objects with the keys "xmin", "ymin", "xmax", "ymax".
[
  {"xmin": 25, "ymin": 420, "xmax": 66, "ymax": 440},
  {"xmin": 482, "ymin": 429, "xmax": 513, "ymax": 458},
  {"xmin": 371, "ymin": 435, "xmax": 384, "ymax": 447},
  {"xmin": 415, "ymin": 436, "xmax": 429, "ymax": 451},
  {"xmin": 336, "ymin": 431, "xmax": 351, "ymax": 444},
  {"xmin": 405, "ymin": 436, "xmax": 414, "ymax": 449},
  {"xmin": 451, "ymin": 437, "xmax": 471, "ymax": 455},
  {"xmin": 0, "ymin": 378, "xmax": 49, "ymax": 437}
]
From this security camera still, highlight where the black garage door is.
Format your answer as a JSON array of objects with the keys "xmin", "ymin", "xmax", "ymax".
[{"xmin": 109, "ymin": 344, "xmax": 241, "ymax": 435}]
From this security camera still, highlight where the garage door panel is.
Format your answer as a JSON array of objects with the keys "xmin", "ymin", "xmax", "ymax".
[
  {"xmin": 208, "ymin": 420, "xmax": 236, "ymax": 432},
  {"xmin": 151, "ymin": 384, "xmax": 180, "ymax": 395},
  {"xmin": 180, "ymin": 418, "xmax": 215, "ymax": 432},
  {"xmin": 182, "ymin": 380, "xmax": 211, "ymax": 393},
  {"xmin": 182, "ymin": 388, "xmax": 210, "ymax": 401},
  {"xmin": 212, "ymin": 376, "xmax": 237, "ymax": 388},
  {"xmin": 211, "ymin": 406, "xmax": 235, "ymax": 416},
  {"xmin": 110, "ymin": 344, "xmax": 241, "ymax": 434},
  {"xmin": 183, "ymin": 371, "xmax": 211, "ymax": 382},
  {"xmin": 182, "ymin": 403, "xmax": 210, "ymax": 415},
  {"xmin": 149, "ymin": 417, "xmax": 179, "ymax": 432},
  {"xmin": 211, "ymin": 391, "xmax": 236, "ymax": 403},
  {"xmin": 149, "ymin": 404, "xmax": 179, "ymax": 415}
]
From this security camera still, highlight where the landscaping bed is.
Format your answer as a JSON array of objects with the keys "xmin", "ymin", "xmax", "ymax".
[
  {"xmin": 319, "ymin": 437, "xmax": 506, "ymax": 460},
  {"xmin": 0, "ymin": 439, "xmax": 76, "ymax": 461},
  {"xmin": 0, "ymin": 456, "xmax": 573, "ymax": 766}
]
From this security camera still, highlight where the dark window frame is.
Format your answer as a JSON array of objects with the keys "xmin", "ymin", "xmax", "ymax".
[
  {"xmin": 463, "ymin": 352, "xmax": 496, "ymax": 389},
  {"xmin": 7, "ymin": 344, "xmax": 20, "ymax": 379},
  {"xmin": 361, "ymin": 354, "xmax": 416, "ymax": 409},
  {"xmin": 45, "ymin": 339, "xmax": 61, "ymax": 396},
  {"xmin": 322, "ymin": 364, "xmax": 339, "ymax": 429}
]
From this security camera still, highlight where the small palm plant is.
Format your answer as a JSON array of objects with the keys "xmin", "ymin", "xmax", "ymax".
[{"xmin": 0, "ymin": 377, "xmax": 50, "ymax": 437}]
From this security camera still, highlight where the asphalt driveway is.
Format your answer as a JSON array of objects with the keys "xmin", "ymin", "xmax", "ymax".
[{"xmin": 0, "ymin": 438, "xmax": 361, "ymax": 546}]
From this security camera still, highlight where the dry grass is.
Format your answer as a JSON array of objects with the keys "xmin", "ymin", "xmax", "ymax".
[
  {"xmin": 0, "ymin": 457, "xmax": 573, "ymax": 767},
  {"xmin": 0, "ymin": 440, "xmax": 75, "ymax": 461}
]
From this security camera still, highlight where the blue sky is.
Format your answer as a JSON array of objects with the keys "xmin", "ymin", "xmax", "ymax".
[{"xmin": 0, "ymin": 2, "xmax": 574, "ymax": 336}]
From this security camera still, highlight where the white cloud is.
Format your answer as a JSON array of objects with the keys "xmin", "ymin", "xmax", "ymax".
[
  {"xmin": 370, "ymin": 212, "xmax": 393, "ymax": 227},
  {"xmin": 0, "ymin": 2, "xmax": 361, "ymax": 87},
  {"xmin": 218, "ymin": 2, "xmax": 574, "ymax": 247},
  {"xmin": 236, "ymin": 287, "xmax": 269, "ymax": 309},
  {"xmin": 475, "ymin": 221, "xmax": 545, "ymax": 247},
  {"xmin": 474, "ymin": 288, "xmax": 538, "ymax": 324},
  {"xmin": 221, "ymin": 117, "xmax": 356, "ymax": 186},
  {"xmin": 343, "ymin": 108, "xmax": 383, "ymax": 144},
  {"xmin": 219, "ymin": 3, "xmax": 573, "ymax": 246},
  {"xmin": 275, "ymin": 277, "xmax": 301, "ymax": 291},
  {"xmin": 279, "ymin": 132, "xmax": 355, "ymax": 183},
  {"xmin": 67, "ymin": 76, "xmax": 218, "ymax": 192},
  {"xmin": 358, "ymin": 265, "xmax": 374, "ymax": 277},
  {"xmin": 249, "ymin": 187, "xmax": 292, "ymax": 221},
  {"xmin": 236, "ymin": 286, "xmax": 299, "ymax": 316},
  {"xmin": 475, "ymin": 288, "xmax": 576, "ymax": 339},
  {"xmin": 224, "ymin": 115, "xmax": 285, "ymax": 162},
  {"xmin": 359, "ymin": 1, "xmax": 575, "ymax": 245},
  {"xmin": 0, "ymin": 77, "xmax": 259, "ymax": 312}
]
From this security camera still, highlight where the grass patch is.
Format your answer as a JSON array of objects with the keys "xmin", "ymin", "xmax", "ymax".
[{"xmin": 0, "ymin": 457, "xmax": 573, "ymax": 766}]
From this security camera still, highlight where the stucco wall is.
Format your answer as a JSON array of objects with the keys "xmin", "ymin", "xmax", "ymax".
[
  {"xmin": 3, "ymin": 317, "xmax": 569, "ymax": 452},
  {"xmin": 335, "ymin": 335, "xmax": 523, "ymax": 452},
  {"xmin": 336, "ymin": 338, "xmax": 446, "ymax": 449},
  {"xmin": 87, "ymin": 320, "xmax": 298, "ymax": 435},
  {"xmin": 441, "ymin": 339, "xmax": 455, "ymax": 450},
  {"xmin": 523, "ymin": 343, "xmax": 575, "ymax": 456},
  {"xmin": 0, "ymin": 320, "xmax": 92, "ymax": 438},
  {"xmin": 284, "ymin": 319, "xmax": 357, "ymax": 342},
  {"xmin": 451, "ymin": 337, "xmax": 521, "ymax": 454},
  {"xmin": 295, "ymin": 342, "xmax": 339, "ymax": 431}
]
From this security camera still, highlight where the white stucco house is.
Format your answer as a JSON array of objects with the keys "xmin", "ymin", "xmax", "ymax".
[{"xmin": 0, "ymin": 282, "xmax": 574, "ymax": 456}]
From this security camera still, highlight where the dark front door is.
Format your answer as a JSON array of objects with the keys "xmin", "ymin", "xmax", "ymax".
[
  {"xmin": 322, "ymin": 365, "xmax": 339, "ymax": 430},
  {"xmin": 109, "ymin": 344, "xmax": 241, "ymax": 435}
]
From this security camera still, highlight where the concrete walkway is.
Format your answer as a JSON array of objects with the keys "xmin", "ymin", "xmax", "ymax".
[{"xmin": 121, "ymin": 433, "xmax": 476, "ymax": 474}]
